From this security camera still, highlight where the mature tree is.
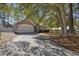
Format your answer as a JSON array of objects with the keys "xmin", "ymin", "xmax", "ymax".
[
  {"xmin": 68, "ymin": 3, "xmax": 74, "ymax": 34},
  {"xmin": 20, "ymin": 3, "xmax": 68, "ymax": 34},
  {"xmin": 57, "ymin": 4, "xmax": 67, "ymax": 36}
]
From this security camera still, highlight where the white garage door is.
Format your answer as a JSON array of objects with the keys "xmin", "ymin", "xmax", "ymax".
[{"xmin": 17, "ymin": 24, "xmax": 34, "ymax": 33}]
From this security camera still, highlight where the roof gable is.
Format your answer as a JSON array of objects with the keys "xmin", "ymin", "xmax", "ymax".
[{"xmin": 16, "ymin": 19, "xmax": 34, "ymax": 25}]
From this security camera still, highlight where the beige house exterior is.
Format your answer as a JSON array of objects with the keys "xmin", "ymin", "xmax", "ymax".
[{"xmin": 0, "ymin": 19, "xmax": 34, "ymax": 33}]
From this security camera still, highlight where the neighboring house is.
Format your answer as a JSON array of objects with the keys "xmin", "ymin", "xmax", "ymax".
[
  {"xmin": 15, "ymin": 19, "xmax": 34, "ymax": 33},
  {"xmin": 0, "ymin": 19, "xmax": 34, "ymax": 33}
]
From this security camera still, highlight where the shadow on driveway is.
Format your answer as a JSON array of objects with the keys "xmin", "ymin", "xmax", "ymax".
[{"xmin": 14, "ymin": 32, "xmax": 39, "ymax": 35}]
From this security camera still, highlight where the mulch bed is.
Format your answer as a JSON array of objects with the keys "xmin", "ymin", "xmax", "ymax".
[{"xmin": 44, "ymin": 33, "xmax": 79, "ymax": 53}]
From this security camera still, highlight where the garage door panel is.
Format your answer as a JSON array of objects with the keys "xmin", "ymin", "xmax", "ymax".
[{"xmin": 17, "ymin": 25, "xmax": 34, "ymax": 33}]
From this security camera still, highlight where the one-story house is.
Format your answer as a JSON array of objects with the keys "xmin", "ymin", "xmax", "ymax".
[
  {"xmin": 0, "ymin": 19, "xmax": 34, "ymax": 33},
  {"xmin": 15, "ymin": 19, "xmax": 34, "ymax": 33}
]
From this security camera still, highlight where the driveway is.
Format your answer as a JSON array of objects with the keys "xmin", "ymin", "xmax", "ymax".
[
  {"xmin": 0, "ymin": 33, "xmax": 78, "ymax": 56},
  {"xmin": 13, "ymin": 33, "xmax": 40, "ymax": 47}
]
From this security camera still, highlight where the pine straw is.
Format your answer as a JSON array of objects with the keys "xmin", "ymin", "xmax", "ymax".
[
  {"xmin": 0, "ymin": 32, "xmax": 16, "ymax": 45},
  {"xmin": 44, "ymin": 33, "xmax": 79, "ymax": 53}
]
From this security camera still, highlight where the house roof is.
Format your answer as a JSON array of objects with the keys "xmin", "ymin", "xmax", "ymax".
[{"xmin": 15, "ymin": 19, "xmax": 34, "ymax": 26}]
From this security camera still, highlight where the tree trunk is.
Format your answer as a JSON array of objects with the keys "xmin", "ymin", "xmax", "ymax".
[
  {"xmin": 0, "ymin": 32, "xmax": 1, "ymax": 40},
  {"xmin": 58, "ymin": 4, "xmax": 67, "ymax": 36},
  {"xmin": 68, "ymin": 3, "xmax": 74, "ymax": 34},
  {"xmin": 16, "ymin": 24, "xmax": 18, "ymax": 33}
]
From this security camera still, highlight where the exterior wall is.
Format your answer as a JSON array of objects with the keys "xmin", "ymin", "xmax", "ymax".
[
  {"xmin": 0, "ymin": 19, "xmax": 34, "ymax": 33},
  {"xmin": 0, "ymin": 19, "xmax": 2, "ymax": 25},
  {"xmin": 0, "ymin": 24, "xmax": 34, "ymax": 33},
  {"xmin": 0, "ymin": 25, "xmax": 16, "ymax": 32},
  {"xmin": 16, "ymin": 24, "xmax": 34, "ymax": 33}
]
